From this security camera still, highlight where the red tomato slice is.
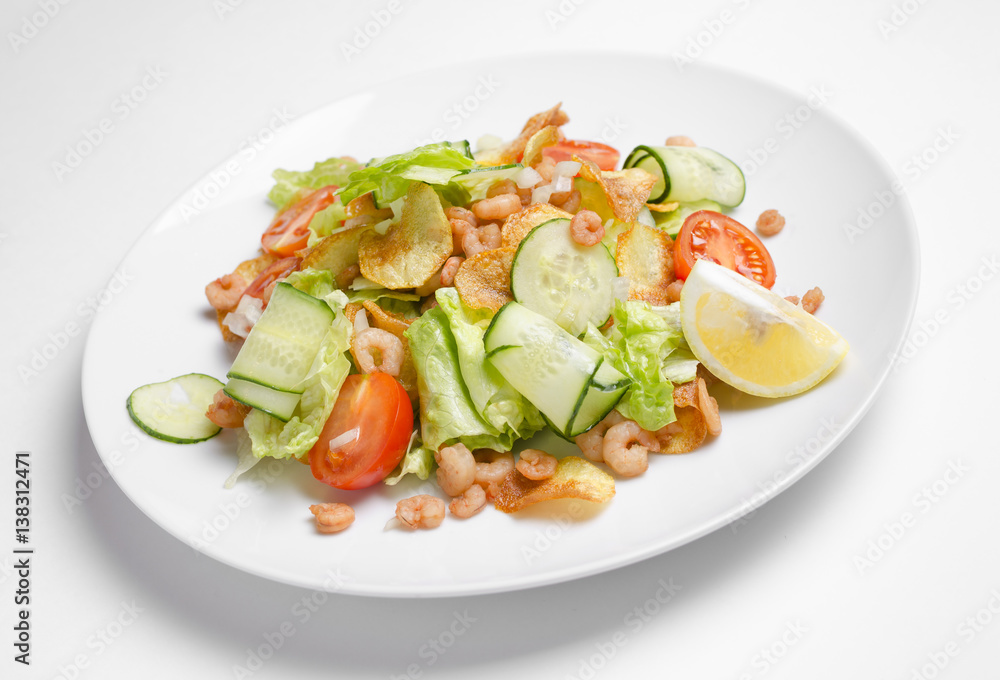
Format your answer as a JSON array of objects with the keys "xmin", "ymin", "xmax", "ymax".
[
  {"xmin": 674, "ymin": 210, "xmax": 777, "ymax": 288},
  {"xmin": 309, "ymin": 374, "xmax": 413, "ymax": 490},
  {"xmin": 542, "ymin": 140, "xmax": 620, "ymax": 171},
  {"xmin": 261, "ymin": 185, "xmax": 338, "ymax": 257},
  {"xmin": 243, "ymin": 256, "xmax": 301, "ymax": 301}
]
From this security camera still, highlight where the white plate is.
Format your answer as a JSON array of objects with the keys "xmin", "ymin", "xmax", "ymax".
[{"xmin": 82, "ymin": 54, "xmax": 918, "ymax": 598}]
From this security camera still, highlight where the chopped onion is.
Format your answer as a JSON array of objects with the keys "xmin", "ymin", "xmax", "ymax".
[
  {"xmin": 612, "ymin": 276, "xmax": 631, "ymax": 302},
  {"xmin": 550, "ymin": 174, "xmax": 573, "ymax": 194},
  {"xmin": 327, "ymin": 427, "xmax": 360, "ymax": 452},
  {"xmin": 222, "ymin": 294, "xmax": 264, "ymax": 338},
  {"xmin": 354, "ymin": 309, "xmax": 370, "ymax": 335},
  {"xmin": 531, "ymin": 184, "xmax": 554, "ymax": 205},
  {"xmin": 553, "ymin": 160, "xmax": 581, "ymax": 177},
  {"xmin": 514, "ymin": 166, "xmax": 543, "ymax": 189},
  {"xmin": 637, "ymin": 206, "xmax": 656, "ymax": 228}
]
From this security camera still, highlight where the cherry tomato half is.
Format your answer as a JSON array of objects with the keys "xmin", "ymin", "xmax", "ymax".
[
  {"xmin": 309, "ymin": 374, "xmax": 413, "ymax": 490},
  {"xmin": 542, "ymin": 140, "xmax": 620, "ymax": 171},
  {"xmin": 261, "ymin": 185, "xmax": 338, "ymax": 257},
  {"xmin": 674, "ymin": 210, "xmax": 777, "ymax": 289},
  {"xmin": 242, "ymin": 256, "xmax": 301, "ymax": 301}
]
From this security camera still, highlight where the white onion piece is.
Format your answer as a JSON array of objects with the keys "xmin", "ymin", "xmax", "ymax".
[
  {"xmin": 550, "ymin": 174, "xmax": 573, "ymax": 194},
  {"xmin": 354, "ymin": 309, "xmax": 370, "ymax": 335},
  {"xmin": 327, "ymin": 427, "xmax": 360, "ymax": 452},
  {"xmin": 612, "ymin": 276, "xmax": 631, "ymax": 302},
  {"xmin": 531, "ymin": 184, "xmax": 554, "ymax": 205},
  {"xmin": 637, "ymin": 206, "xmax": 656, "ymax": 228},
  {"xmin": 553, "ymin": 160, "xmax": 581, "ymax": 177},
  {"xmin": 222, "ymin": 294, "xmax": 264, "ymax": 338},
  {"xmin": 514, "ymin": 166, "xmax": 543, "ymax": 189}
]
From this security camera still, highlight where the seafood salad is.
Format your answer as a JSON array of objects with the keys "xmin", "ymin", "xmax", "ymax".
[{"xmin": 127, "ymin": 103, "xmax": 848, "ymax": 533}]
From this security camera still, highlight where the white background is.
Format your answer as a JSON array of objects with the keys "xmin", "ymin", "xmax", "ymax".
[{"xmin": 3, "ymin": 0, "xmax": 999, "ymax": 678}]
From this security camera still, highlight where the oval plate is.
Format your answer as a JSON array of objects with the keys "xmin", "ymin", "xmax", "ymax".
[{"xmin": 82, "ymin": 54, "xmax": 918, "ymax": 597}]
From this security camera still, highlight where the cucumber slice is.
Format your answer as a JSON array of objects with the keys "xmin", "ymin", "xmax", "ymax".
[
  {"xmin": 510, "ymin": 218, "xmax": 618, "ymax": 337},
  {"xmin": 227, "ymin": 282, "xmax": 334, "ymax": 393},
  {"xmin": 653, "ymin": 199, "xmax": 722, "ymax": 237},
  {"xmin": 452, "ymin": 163, "xmax": 523, "ymax": 200},
  {"xmin": 127, "ymin": 373, "xmax": 224, "ymax": 444},
  {"xmin": 224, "ymin": 378, "xmax": 300, "ymax": 422},
  {"xmin": 484, "ymin": 302, "xmax": 628, "ymax": 437},
  {"xmin": 623, "ymin": 145, "xmax": 745, "ymax": 207},
  {"xmin": 446, "ymin": 139, "xmax": 474, "ymax": 160}
]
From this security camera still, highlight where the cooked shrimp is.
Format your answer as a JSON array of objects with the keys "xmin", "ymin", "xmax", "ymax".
[
  {"xmin": 654, "ymin": 421, "xmax": 683, "ymax": 451},
  {"xmin": 696, "ymin": 377, "xmax": 722, "ymax": 437},
  {"xmin": 574, "ymin": 410, "xmax": 625, "ymax": 462},
  {"xmin": 474, "ymin": 450, "xmax": 515, "ymax": 490},
  {"xmin": 756, "ymin": 209, "xmax": 785, "ymax": 236},
  {"xmin": 472, "ymin": 194, "xmax": 522, "ymax": 221},
  {"xmin": 665, "ymin": 279, "xmax": 684, "ymax": 304},
  {"xmin": 462, "ymin": 223, "xmax": 501, "ymax": 258},
  {"xmin": 435, "ymin": 443, "xmax": 476, "ymax": 496},
  {"xmin": 665, "ymin": 135, "xmax": 696, "ymax": 147},
  {"xmin": 551, "ymin": 189, "xmax": 581, "ymax": 213},
  {"xmin": 487, "ymin": 179, "xmax": 517, "ymax": 197},
  {"xmin": 449, "ymin": 484, "xmax": 487, "ymax": 519},
  {"xmin": 336, "ymin": 264, "xmax": 360, "ymax": 290},
  {"xmin": 205, "ymin": 273, "xmax": 247, "ymax": 313},
  {"xmin": 785, "ymin": 295, "xmax": 800, "ymax": 305},
  {"xmin": 309, "ymin": 502, "xmax": 355, "ymax": 534},
  {"xmin": 205, "ymin": 389, "xmax": 250, "ymax": 429},
  {"xmin": 395, "ymin": 495, "xmax": 446, "ymax": 530},
  {"xmin": 570, "ymin": 210, "xmax": 605, "ymax": 247},
  {"xmin": 535, "ymin": 156, "xmax": 557, "ymax": 182},
  {"xmin": 517, "ymin": 186, "xmax": 533, "ymax": 206},
  {"xmin": 440, "ymin": 256, "xmax": 464, "ymax": 287},
  {"xmin": 602, "ymin": 421, "xmax": 657, "ymax": 477},
  {"xmin": 801, "ymin": 287, "xmax": 824, "ymax": 314},
  {"xmin": 352, "ymin": 328, "xmax": 404, "ymax": 377},
  {"xmin": 445, "ymin": 206, "xmax": 478, "ymax": 228},
  {"xmin": 516, "ymin": 449, "xmax": 558, "ymax": 481}
]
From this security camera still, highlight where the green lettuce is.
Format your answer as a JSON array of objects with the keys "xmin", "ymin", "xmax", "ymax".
[
  {"xmin": 406, "ymin": 305, "xmax": 531, "ymax": 452},
  {"xmin": 284, "ymin": 268, "xmax": 335, "ymax": 298},
  {"xmin": 268, "ymin": 157, "xmax": 362, "ymax": 209},
  {"xmin": 384, "ymin": 433, "xmax": 436, "ymax": 485},
  {"xmin": 243, "ymin": 301, "xmax": 352, "ymax": 461},
  {"xmin": 338, "ymin": 142, "xmax": 474, "ymax": 206}
]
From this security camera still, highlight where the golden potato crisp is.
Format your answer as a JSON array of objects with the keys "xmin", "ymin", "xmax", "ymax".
[
  {"xmin": 358, "ymin": 182, "xmax": 452, "ymax": 289},
  {"xmin": 615, "ymin": 224, "xmax": 676, "ymax": 305},
  {"xmin": 300, "ymin": 224, "xmax": 370, "ymax": 279},
  {"xmin": 521, "ymin": 125, "xmax": 561, "ymax": 168},
  {"xmin": 453, "ymin": 246, "xmax": 516, "ymax": 312},
  {"xmin": 646, "ymin": 201, "xmax": 680, "ymax": 213},
  {"xmin": 480, "ymin": 103, "xmax": 569, "ymax": 165},
  {"xmin": 577, "ymin": 157, "xmax": 658, "ymax": 223},
  {"xmin": 500, "ymin": 204, "xmax": 573, "ymax": 248},
  {"xmin": 493, "ymin": 455, "xmax": 615, "ymax": 513},
  {"xmin": 657, "ymin": 406, "xmax": 707, "ymax": 455}
]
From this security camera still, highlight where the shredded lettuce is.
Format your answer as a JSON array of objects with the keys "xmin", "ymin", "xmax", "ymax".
[
  {"xmin": 384, "ymin": 432, "xmax": 436, "ymax": 485},
  {"xmin": 306, "ymin": 203, "xmax": 349, "ymax": 246},
  {"xmin": 268, "ymin": 157, "xmax": 362, "ymax": 210},
  {"xmin": 338, "ymin": 142, "xmax": 475, "ymax": 206},
  {"xmin": 243, "ymin": 301, "xmax": 352, "ymax": 461},
  {"xmin": 284, "ymin": 268, "xmax": 335, "ymax": 299}
]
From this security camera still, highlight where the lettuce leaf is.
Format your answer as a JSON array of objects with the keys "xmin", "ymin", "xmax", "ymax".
[
  {"xmin": 384, "ymin": 432, "xmax": 436, "ymax": 485},
  {"xmin": 405, "ymin": 306, "xmax": 525, "ymax": 452},
  {"xmin": 243, "ymin": 301, "xmax": 352, "ymax": 461},
  {"xmin": 284, "ymin": 268, "xmax": 335, "ymax": 299},
  {"xmin": 268, "ymin": 157, "xmax": 362, "ymax": 210},
  {"xmin": 338, "ymin": 142, "xmax": 474, "ymax": 206}
]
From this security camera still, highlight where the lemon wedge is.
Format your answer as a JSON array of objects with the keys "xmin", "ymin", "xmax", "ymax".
[{"xmin": 679, "ymin": 260, "xmax": 849, "ymax": 398}]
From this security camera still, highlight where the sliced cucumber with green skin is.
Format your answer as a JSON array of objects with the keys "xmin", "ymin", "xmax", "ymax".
[
  {"xmin": 452, "ymin": 163, "xmax": 523, "ymax": 199},
  {"xmin": 227, "ymin": 282, "xmax": 333, "ymax": 393},
  {"xmin": 623, "ymin": 145, "xmax": 745, "ymax": 207},
  {"xmin": 484, "ymin": 302, "xmax": 629, "ymax": 437},
  {"xmin": 653, "ymin": 199, "xmax": 723, "ymax": 237},
  {"xmin": 510, "ymin": 218, "xmax": 618, "ymax": 337},
  {"xmin": 224, "ymin": 378, "xmax": 300, "ymax": 422},
  {"xmin": 446, "ymin": 139, "xmax": 474, "ymax": 160},
  {"xmin": 127, "ymin": 373, "xmax": 224, "ymax": 444}
]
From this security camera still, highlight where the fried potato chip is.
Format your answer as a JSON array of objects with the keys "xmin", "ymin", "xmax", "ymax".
[
  {"xmin": 213, "ymin": 251, "xmax": 279, "ymax": 342},
  {"xmin": 493, "ymin": 455, "xmax": 615, "ymax": 513},
  {"xmin": 453, "ymin": 246, "xmax": 516, "ymax": 312},
  {"xmin": 358, "ymin": 182, "xmax": 452, "ymax": 289},
  {"xmin": 300, "ymin": 224, "xmax": 370, "ymax": 279},
  {"xmin": 673, "ymin": 380, "xmax": 698, "ymax": 408},
  {"xmin": 521, "ymin": 125, "xmax": 561, "ymax": 168},
  {"xmin": 361, "ymin": 300, "xmax": 419, "ymax": 402},
  {"xmin": 500, "ymin": 204, "xmax": 573, "ymax": 248},
  {"xmin": 615, "ymin": 224, "xmax": 676, "ymax": 305},
  {"xmin": 646, "ymin": 201, "xmax": 680, "ymax": 213},
  {"xmin": 484, "ymin": 103, "xmax": 569, "ymax": 165},
  {"xmin": 657, "ymin": 406, "xmax": 707, "ymax": 455},
  {"xmin": 577, "ymin": 157, "xmax": 658, "ymax": 223}
]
